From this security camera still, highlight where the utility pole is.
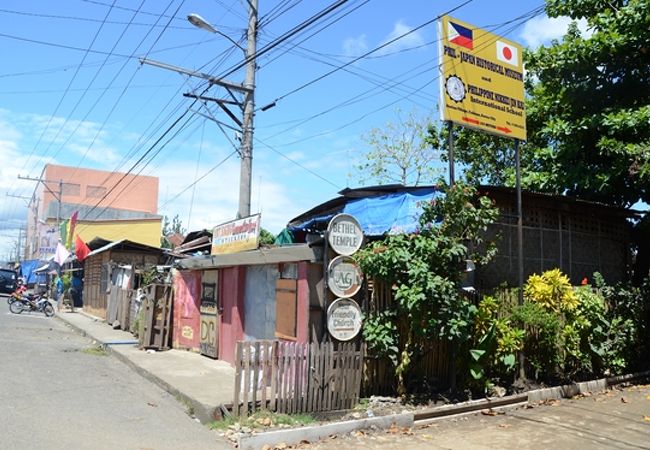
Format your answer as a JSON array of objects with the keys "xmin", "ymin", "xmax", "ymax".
[
  {"xmin": 18, "ymin": 175, "xmax": 63, "ymax": 226},
  {"xmin": 238, "ymin": 0, "xmax": 258, "ymax": 218},
  {"xmin": 142, "ymin": 1, "xmax": 258, "ymax": 219}
]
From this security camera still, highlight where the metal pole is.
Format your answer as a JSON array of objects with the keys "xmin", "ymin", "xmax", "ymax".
[
  {"xmin": 238, "ymin": 0, "xmax": 258, "ymax": 219},
  {"xmin": 447, "ymin": 121, "xmax": 455, "ymax": 187},
  {"xmin": 515, "ymin": 139, "xmax": 523, "ymax": 304},
  {"xmin": 515, "ymin": 138, "xmax": 526, "ymax": 380},
  {"xmin": 57, "ymin": 179, "xmax": 63, "ymax": 229}
]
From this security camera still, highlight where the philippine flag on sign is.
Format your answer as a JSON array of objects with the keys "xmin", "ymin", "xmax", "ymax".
[
  {"xmin": 496, "ymin": 40, "xmax": 519, "ymax": 67},
  {"xmin": 448, "ymin": 21, "xmax": 473, "ymax": 50}
]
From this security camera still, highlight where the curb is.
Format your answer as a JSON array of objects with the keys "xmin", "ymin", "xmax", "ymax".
[{"xmin": 238, "ymin": 413, "xmax": 414, "ymax": 450}]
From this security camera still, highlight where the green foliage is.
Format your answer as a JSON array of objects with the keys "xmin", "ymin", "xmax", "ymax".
[
  {"xmin": 259, "ymin": 228, "xmax": 276, "ymax": 246},
  {"xmin": 356, "ymin": 109, "xmax": 444, "ymax": 186},
  {"xmin": 524, "ymin": 269, "xmax": 578, "ymax": 313},
  {"xmin": 465, "ymin": 295, "xmax": 523, "ymax": 393},
  {"xmin": 362, "ymin": 311, "xmax": 399, "ymax": 366},
  {"xmin": 209, "ymin": 410, "xmax": 315, "ymax": 431},
  {"xmin": 512, "ymin": 302, "xmax": 562, "ymax": 381},
  {"xmin": 161, "ymin": 214, "xmax": 186, "ymax": 248},
  {"xmin": 356, "ymin": 183, "xmax": 499, "ymax": 395}
]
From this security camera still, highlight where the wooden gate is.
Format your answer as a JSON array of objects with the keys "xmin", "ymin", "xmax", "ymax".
[{"xmin": 233, "ymin": 340, "xmax": 365, "ymax": 417}]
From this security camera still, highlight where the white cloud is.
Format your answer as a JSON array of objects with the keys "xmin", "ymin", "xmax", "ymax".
[
  {"xmin": 343, "ymin": 34, "xmax": 368, "ymax": 57},
  {"xmin": 520, "ymin": 16, "xmax": 591, "ymax": 48},
  {"xmin": 377, "ymin": 20, "xmax": 426, "ymax": 56}
]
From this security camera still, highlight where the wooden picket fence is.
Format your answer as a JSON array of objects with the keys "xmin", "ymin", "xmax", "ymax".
[{"xmin": 233, "ymin": 340, "xmax": 365, "ymax": 417}]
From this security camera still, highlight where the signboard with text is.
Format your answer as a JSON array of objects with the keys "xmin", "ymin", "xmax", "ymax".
[
  {"xmin": 211, "ymin": 214, "xmax": 261, "ymax": 255},
  {"xmin": 438, "ymin": 15, "xmax": 526, "ymax": 140},
  {"xmin": 327, "ymin": 213, "xmax": 363, "ymax": 256},
  {"xmin": 327, "ymin": 298, "xmax": 363, "ymax": 341}
]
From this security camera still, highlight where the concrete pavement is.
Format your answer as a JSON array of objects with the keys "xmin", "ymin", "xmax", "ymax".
[{"xmin": 56, "ymin": 309, "xmax": 235, "ymax": 424}]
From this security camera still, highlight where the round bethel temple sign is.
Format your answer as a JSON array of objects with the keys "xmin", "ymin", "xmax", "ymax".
[
  {"xmin": 327, "ymin": 298, "xmax": 362, "ymax": 341},
  {"xmin": 328, "ymin": 255, "xmax": 363, "ymax": 298},
  {"xmin": 327, "ymin": 213, "xmax": 363, "ymax": 256}
]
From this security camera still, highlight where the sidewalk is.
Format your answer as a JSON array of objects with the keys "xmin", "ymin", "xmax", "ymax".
[{"xmin": 56, "ymin": 309, "xmax": 235, "ymax": 424}]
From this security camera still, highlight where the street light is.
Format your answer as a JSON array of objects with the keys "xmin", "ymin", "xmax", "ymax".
[
  {"xmin": 187, "ymin": 13, "xmax": 246, "ymax": 53},
  {"xmin": 187, "ymin": 4, "xmax": 258, "ymax": 219}
]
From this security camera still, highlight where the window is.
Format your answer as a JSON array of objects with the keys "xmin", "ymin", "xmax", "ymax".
[
  {"xmin": 62, "ymin": 183, "xmax": 81, "ymax": 196},
  {"xmin": 86, "ymin": 185, "xmax": 107, "ymax": 198}
]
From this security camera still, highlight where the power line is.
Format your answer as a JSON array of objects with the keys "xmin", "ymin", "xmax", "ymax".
[
  {"xmin": 19, "ymin": 0, "xmax": 118, "ymax": 177},
  {"xmin": 268, "ymin": 0, "xmax": 476, "ymax": 106}
]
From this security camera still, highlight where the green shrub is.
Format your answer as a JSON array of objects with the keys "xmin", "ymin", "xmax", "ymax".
[{"xmin": 512, "ymin": 302, "xmax": 562, "ymax": 381}]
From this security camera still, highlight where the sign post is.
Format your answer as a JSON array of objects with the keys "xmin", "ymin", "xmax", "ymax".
[
  {"xmin": 439, "ymin": 15, "xmax": 527, "ymax": 381},
  {"xmin": 325, "ymin": 213, "xmax": 365, "ymax": 341}
]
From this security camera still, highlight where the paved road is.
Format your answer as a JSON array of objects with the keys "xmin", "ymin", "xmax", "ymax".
[
  {"xmin": 307, "ymin": 384, "xmax": 650, "ymax": 450},
  {"xmin": 0, "ymin": 297, "xmax": 229, "ymax": 450}
]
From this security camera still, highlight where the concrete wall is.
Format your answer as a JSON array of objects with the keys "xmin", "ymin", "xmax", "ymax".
[
  {"xmin": 42, "ymin": 164, "xmax": 158, "ymax": 214},
  {"xmin": 243, "ymin": 265, "xmax": 279, "ymax": 341}
]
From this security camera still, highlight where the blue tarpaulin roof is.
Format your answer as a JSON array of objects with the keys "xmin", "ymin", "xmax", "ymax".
[
  {"xmin": 342, "ymin": 188, "xmax": 443, "ymax": 235},
  {"xmin": 289, "ymin": 187, "xmax": 444, "ymax": 236}
]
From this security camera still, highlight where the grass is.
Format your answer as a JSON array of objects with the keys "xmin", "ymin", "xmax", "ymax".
[
  {"xmin": 81, "ymin": 345, "xmax": 108, "ymax": 356},
  {"xmin": 208, "ymin": 410, "xmax": 316, "ymax": 431}
]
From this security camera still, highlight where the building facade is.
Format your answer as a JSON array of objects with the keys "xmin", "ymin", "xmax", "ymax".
[{"xmin": 25, "ymin": 164, "xmax": 161, "ymax": 259}]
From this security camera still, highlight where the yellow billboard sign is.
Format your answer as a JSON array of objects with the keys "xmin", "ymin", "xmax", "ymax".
[
  {"xmin": 211, "ymin": 213, "xmax": 261, "ymax": 255},
  {"xmin": 439, "ymin": 15, "xmax": 526, "ymax": 141}
]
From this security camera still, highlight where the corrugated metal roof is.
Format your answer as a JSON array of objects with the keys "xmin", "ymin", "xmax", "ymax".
[{"xmin": 175, "ymin": 244, "xmax": 320, "ymax": 270}]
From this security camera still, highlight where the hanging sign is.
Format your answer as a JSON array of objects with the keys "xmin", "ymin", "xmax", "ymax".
[
  {"xmin": 327, "ymin": 213, "xmax": 363, "ymax": 256},
  {"xmin": 438, "ymin": 15, "xmax": 526, "ymax": 140},
  {"xmin": 327, "ymin": 298, "xmax": 363, "ymax": 341},
  {"xmin": 327, "ymin": 255, "xmax": 363, "ymax": 298}
]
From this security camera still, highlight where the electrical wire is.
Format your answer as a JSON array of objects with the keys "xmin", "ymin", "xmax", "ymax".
[{"xmin": 18, "ymin": 0, "xmax": 118, "ymax": 176}]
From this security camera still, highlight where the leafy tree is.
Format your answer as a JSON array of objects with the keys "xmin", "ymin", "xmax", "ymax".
[
  {"xmin": 356, "ymin": 110, "xmax": 443, "ymax": 186},
  {"xmin": 441, "ymin": 0, "xmax": 650, "ymax": 206},
  {"xmin": 355, "ymin": 183, "xmax": 499, "ymax": 395},
  {"xmin": 161, "ymin": 215, "xmax": 186, "ymax": 248},
  {"xmin": 259, "ymin": 228, "xmax": 276, "ymax": 246}
]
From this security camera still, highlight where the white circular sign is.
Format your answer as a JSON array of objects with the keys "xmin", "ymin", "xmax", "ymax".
[
  {"xmin": 327, "ymin": 213, "xmax": 363, "ymax": 256},
  {"xmin": 327, "ymin": 298, "xmax": 363, "ymax": 341},
  {"xmin": 328, "ymin": 256, "xmax": 363, "ymax": 298}
]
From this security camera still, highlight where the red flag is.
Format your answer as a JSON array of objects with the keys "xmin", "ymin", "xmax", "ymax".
[
  {"xmin": 75, "ymin": 235, "xmax": 91, "ymax": 262},
  {"xmin": 67, "ymin": 211, "xmax": 78, "ymax": 249}
]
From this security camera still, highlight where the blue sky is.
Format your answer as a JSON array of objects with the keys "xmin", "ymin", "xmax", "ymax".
[{"xmin": 0, "ymin": 0, "xmax": 583, "ymax": 259}]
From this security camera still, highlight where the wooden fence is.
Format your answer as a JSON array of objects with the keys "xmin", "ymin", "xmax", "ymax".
[{"xmin": 233, "ymin": 340, "xmax": 365, "ymax": 417}]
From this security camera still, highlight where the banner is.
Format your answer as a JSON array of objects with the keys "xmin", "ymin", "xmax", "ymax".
[
  {"xmin": 37, "ymin": 223, "xmax": 58, "ymax": 259},
  {"xmin": 67, "ymin": 211, "xmax": 78, "ymax": 249}
]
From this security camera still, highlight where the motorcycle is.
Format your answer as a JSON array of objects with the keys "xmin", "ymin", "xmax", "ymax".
[
  {"xmin": 9, "ymin": 293, "xmax": 55, "ymax": 317},
  {"xmin": 6, "ymin": 284, "xmax": 27, "ymax": 305}
]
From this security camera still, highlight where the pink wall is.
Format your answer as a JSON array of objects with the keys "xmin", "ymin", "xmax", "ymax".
[
  {"xmin": 219, "ymin": 266, "xmax": 246, "ymax": 364},
  {"xmin": 43, "ymin": 164, "xmax": 158, "ymax": 214},
  {"xmin": 297, "ymin": 262, "xmax": 309, "ymax": 344},
  {"xmin": 172, "ymin": 270, "xmax": 201, "ymax": 351}
]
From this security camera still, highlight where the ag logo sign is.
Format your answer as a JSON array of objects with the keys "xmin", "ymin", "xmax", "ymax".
[{"xmin": 328, "ymin": 255, "xmax": 363, "ymax": 298}]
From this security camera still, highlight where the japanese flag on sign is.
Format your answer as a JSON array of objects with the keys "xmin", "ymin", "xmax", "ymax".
[{"xmin": 496, "ymin": 40, "xmax": 518, "ymax": 67}]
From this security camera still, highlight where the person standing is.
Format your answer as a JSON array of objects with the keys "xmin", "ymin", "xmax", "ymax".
[{"xmin": 55, "ymin": 274, "xmax": 65, "ymax": 312}]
